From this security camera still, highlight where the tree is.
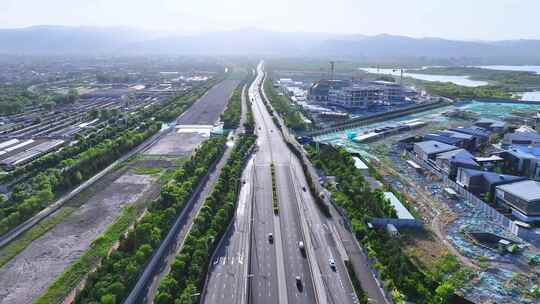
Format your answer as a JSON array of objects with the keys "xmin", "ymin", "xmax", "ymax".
[
  {"xmin": 435, "ymin": 281, "xmax": 455, "ymax": 303},
  {"xmin": 67, "ymin": 89, "xmax": 80, "ymax": 103},
  {"xmin": 155, "ymin": 292, "xmax": 173, "ymax": 304},
  {"xmin": 100, "ymin": 294, "xmax": 116, "ymax": 304}
]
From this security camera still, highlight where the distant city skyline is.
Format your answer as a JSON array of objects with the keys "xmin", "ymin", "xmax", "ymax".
[{"xmin": 2, "ymin": 0, "xmax": 539, "ymax": 40}]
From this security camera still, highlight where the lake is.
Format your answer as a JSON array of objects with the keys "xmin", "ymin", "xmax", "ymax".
[
  {"xmin": 520, "ymin": 91, "xmax": 540, "ymax": 101},
  {"xmin": 359, "ymin": 67, "xmax": 488, "ymax": 87},
  {"xmin": 477, "ymin": 65, "xmax": 540, "ymax": 75}
]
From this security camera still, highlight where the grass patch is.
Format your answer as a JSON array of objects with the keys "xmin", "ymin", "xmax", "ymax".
[
  {"xmin": 34, "ymin": 204, "xmax": 143, "ymax": 304},
  {"xmin": 132, "ymin": 166, "xmax": 163, "ymax": 175},
  {"xmin": 171, "ymin": 156, "xmax": 188, "ymax": 166},
  {"xmin": 0, "ymin": 206, "xmax": 75, "ymax": 268}
]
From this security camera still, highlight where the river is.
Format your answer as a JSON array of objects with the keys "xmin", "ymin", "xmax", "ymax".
[{"xmin": 359, "ymin": 67, "xmax": 488, "ymax": 87}]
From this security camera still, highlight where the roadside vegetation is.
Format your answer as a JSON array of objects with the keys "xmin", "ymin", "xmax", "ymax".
[
  {"xmin": 71, "ymin": 136, "xmax": 227, "ymax": 304},
  {"xmin": 270, "ymin": 163, "xmax": 279, "ymax": 214},
  {"xmin": 0, "ymin": 75, "xmax": 224, "ymax": 238},
  {"xmin": 243, "ymin": 73, "xmax": 256, "ymax": 133},
  {"xmin": 221, "ymin": 86, "xmax": 242, "ymax": 129},
  {"xmin": 154, "ymin": 134, "xmax": 256, "ymax": 304},
  {"xmin": 263, "ymin": 77, "xmax": 307, "ymax": 131},
  {"xmin": 0, "ymin": 122, "xmax": 160, "ymax": 236},
  {"xmin": 305, "ymin": 144, "xmax": 472, "ymax": 304}
]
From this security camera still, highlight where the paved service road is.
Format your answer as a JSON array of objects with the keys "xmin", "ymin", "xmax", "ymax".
[
  {"xmin": 202, "ymin": 157, "xmax": 254, "ymax": 304},
  {"xmin": 202, "ymin": 84, "xmax": 254, "ymax": 304}
]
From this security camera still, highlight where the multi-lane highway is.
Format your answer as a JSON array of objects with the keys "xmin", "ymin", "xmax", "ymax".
[
  {"xmin": 255, "ymin": 63, "xmax": 357, "ymax": 304},
  {"xmin": 202, "ymin": 62, "xmax": 360, "ymax": 304}
]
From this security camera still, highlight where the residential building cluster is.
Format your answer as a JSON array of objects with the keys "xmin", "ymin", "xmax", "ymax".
[{"xmin": 402, "ymin": 118, "xmax": 540, "ymax": 222}]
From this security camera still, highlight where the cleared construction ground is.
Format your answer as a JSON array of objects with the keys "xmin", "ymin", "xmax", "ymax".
[
  {"xmin": 0, "ymin": 78, "xmax": 238, "ymax": 304},
  {"xmin": 145, "ymin": 79, "xmax": 240, "ymax": 156},
  {"xmin": 0, "ymin": 169, "xmax": 158, "ymax": 303}
]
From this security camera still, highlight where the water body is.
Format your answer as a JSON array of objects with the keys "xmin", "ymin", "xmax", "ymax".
[
  {"xmin": 477, "ymin": 65, "xmax": 540, "ymax": 75},
  {"xmin": 520, "ymin": 91, "xmax": 540, "ymax": 101},
  {"xmin": 359, "ymin": 68, "xmax": 488, "ymax": 87}
]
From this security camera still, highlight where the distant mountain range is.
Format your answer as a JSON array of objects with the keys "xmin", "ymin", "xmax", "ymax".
[{"xmin": 1, "ymin": 26, "xmax": 540, "ymax": 63}]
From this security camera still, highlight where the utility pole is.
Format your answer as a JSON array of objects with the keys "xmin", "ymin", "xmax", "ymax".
[{"xmin": 329, "ymin": 61, "xmax": 335, "ymax": 81}]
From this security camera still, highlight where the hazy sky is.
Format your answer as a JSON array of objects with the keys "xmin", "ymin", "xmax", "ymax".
[{"xmin": 1, "ymin": 0, "xmax": 538, "ymax": 40}]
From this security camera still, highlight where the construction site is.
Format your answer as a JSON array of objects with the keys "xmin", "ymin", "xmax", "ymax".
[{"xmin": 315, "ymin": 100, "xmax": 540, "ymax": 303}]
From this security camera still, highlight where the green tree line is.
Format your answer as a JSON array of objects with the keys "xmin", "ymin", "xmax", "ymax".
[
  {"xmin": 154, "ymin": 134, "xmax": 256, "ymax": 304},
  {"xmin": 0, "ymin": 122, "xmax": 160, "ymax": 236},
  {"xmin": 306, "ymin": 144, "xmax": 472, "ymax": 303},
  {"xmin": 73, "ymin": 136, "xmax": 227, "ymax": 304},
  {"xmin": 221, "ymin": 87, "xmax": 243, "ymax": 129},
  {"xmin": 263, "ymin": 78, "xmax": 307, "ymax": 131},
  {"xmin": 0, "ymin": 75, "xmax": 225, "ymax": 237}
]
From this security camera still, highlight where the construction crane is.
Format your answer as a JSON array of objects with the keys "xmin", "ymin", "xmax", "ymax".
[{"xmin": 329, "ymin": 60, "xmax": 344, "ymax": 81}]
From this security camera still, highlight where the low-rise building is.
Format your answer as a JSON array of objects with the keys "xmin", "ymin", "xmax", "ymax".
[
  {"xmin": 501, "ymin": 146, "xmax": 540, "ymax": 180},
  {"xmin": 474, "ymin": 118, "xmax": 507, "ymax": 134},
  {"xmin": 435, "ymin": 149, "xmax": 480, "ymax": 180},
  {"xmin": 456, "ymin": 168, "xmax": 526, "ymax": 200},
  {"xmin": 502, "ymin": 126, "xmax": 540, "ymax": 147},
  {"xmin": 425, "ymin": 130, "xmax": 475, "ymax": 150},
  {"xmin": 495, "ymin": 180, "xmax": 540, "ymax": 222},
  {"xmin": 449, "ymin": 126, "xmax": 491, "ymax": 149},
  {"xmin": 413, "ymin": 140, "xmax": 459, "ymax": 161}
]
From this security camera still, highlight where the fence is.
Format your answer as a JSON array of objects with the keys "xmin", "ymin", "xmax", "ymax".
[
  {"xmin": 404, "ymin": 151, "xmax": 540, "ymax": 247},
  {"xmin": 371, "ymin": 218, "xmax": 423, "ymax": 228}
]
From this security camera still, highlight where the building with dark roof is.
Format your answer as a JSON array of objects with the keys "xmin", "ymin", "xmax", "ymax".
[
  {"xmin": 495, "ymin": 180, "xmax": 540, "ymax": 222},
  {"xmin": 474, "ymin": 118, "xmax": 507, "ymax": 134},
  {"xmin": 449, "ymin": 126, "xmax": 491, "ymax": 149},
  {"xmin": 502, "ymin": 126, "xmax": 540, "ymax": 147},
  {"xmin": 425, "ymin": 130, "xmax": 475, "ymax": 150},
  {"xmin": 413, "ymin": 140, "xmax": 459, "ymax": 161},
  {"xmin": 500, "ymin": 145, "xmax": 540, "ymax": 180},
  {"xmin": 435, "ymin": 149, "xmax": 480, "ymax": 180},
  {"xmin": 456, "ymin": 168, "xmax": 526, "ymax": 200}
]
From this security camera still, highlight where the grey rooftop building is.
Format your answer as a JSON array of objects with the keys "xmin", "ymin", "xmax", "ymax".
[
  {"xmin": 495, "ymin": 180, "xmax": 540, "ymax": 222},
  {"xmin": 413, "ymin": 140, "xmax": 459, "ymax": 161}
]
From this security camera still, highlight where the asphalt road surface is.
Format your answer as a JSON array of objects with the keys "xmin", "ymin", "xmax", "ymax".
[
  {"xmin": 177, "ymin": 79, "xmax": 240, "ymax": 125},
  {"xmin": 202, "ymin": 157, "xmax": 254, "ymax": 304},
  {"xmin": 256, "ymin": 62, "xmax": 357, "ymax": 304},
  {"xmin": 248, "ymin": 64, "xmax": 317, "ymax": 304},
  {"xmin": 202, "ymin": 63, "xmax": 361, "ymax": 304}
]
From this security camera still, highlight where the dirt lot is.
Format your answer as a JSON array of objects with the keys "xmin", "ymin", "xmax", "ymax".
[
  {"xmin": 0, "ymin": 173, "xmax": 156, "ymax": 304},
  {"xmin": 177, "ymin": 79, "xmax": 239, "ymax": 125},
  {"xmin": 144, "ymin": 131, "xmax": 207, "ymax": 156}
]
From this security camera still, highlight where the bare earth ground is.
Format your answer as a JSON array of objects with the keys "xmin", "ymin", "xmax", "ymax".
[
  {"xmin": 0, "ymin": 173, "xmax": 155, "ymax": 304},
  {"xmin": 144, "ymin": 132, "xmax": 207, "ymax": 156}
]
